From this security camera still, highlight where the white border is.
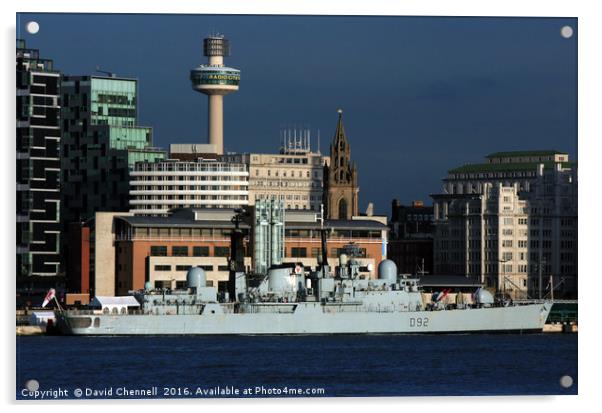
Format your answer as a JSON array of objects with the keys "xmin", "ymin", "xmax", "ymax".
[{"xmin": 3, "ymin": 1, "xmax": 599, "ymax": 412}]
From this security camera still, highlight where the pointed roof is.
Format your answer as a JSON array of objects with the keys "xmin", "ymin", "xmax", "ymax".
[{"xmin": 332, "ymin": 108, "xmax": 348, "ymax": 147}]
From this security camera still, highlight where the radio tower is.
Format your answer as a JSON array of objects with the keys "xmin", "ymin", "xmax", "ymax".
[{"xmin": 190, "ymin": 35, "xmax": 240, "ymax": 155}]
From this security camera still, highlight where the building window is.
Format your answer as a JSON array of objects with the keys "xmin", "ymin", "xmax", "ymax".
[
  {"xmin": 176, "ymin": 265, "xmax": 192, "ymax": 271},
  {"xmin": 214, "ymin": 246, "xmax": 230, "ymax": 257},
  {"xmin": 329, "ymin": 248, "xmax": 346, "ymax": 258},
  {"xmin": 172, "ymin": 246, "xmax": 188, "ymax": 256},
  {"xmin": 193, "ymin": 246, "xmax": 209, "ymax": 257},
  {"xmin": 291, "ymin": 247, "xmax": 307, "ymax": 258},
  {"xmin": 150, "ymin": 246, "xmax": 167, "ymax": 256},
  {"xmin": 154, "ymin": 265, "xmax": 171, "ymax": 271}
]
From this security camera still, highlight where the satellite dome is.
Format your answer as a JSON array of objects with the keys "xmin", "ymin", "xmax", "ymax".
[
  {"xmin": 186, "ymin": 266, "xmax": 207, "ymax": 289},
  {"xmin": 378, "ymin": 259, "xmax": 397, "ymax": 284},
  {"xmin": 474, "ymin": 288, "xmax": 494, "ymax": 305}
]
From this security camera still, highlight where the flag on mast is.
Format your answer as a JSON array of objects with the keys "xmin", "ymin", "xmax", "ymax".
[{"xmin": 42, "ymin": 288, "xmax": 56, "ymax": 308}]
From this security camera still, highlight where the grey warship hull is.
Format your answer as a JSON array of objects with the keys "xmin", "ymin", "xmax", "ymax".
[{"xmin": 57, "ymin": 302, "xmax": 551, "ymax": 335}]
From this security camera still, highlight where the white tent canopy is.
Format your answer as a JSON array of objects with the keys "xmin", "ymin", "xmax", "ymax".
[{"xmin": 91, "ymin": 296, "xmax": 140, "ymax": 314}]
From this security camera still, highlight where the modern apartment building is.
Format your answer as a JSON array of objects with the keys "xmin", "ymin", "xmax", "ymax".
[
  {"xmin": 129, "ymin": 158, "xmax": 250, "ymax": 215},
  {"xmin": 16, "ymin": 39, "xmax": 62, "ymax": 283}
]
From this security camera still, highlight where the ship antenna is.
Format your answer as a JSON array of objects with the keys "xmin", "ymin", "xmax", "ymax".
[{"xmin": 319, "ymin": 204, "xmax": 328, "ymax": 270}]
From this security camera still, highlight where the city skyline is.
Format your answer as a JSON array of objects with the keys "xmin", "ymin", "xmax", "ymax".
[{"xmin": 16, "ymin": 13, "xmax": 577, "ymax": 214}]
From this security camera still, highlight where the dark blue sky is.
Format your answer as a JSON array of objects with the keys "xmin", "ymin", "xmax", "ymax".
[{"xmin": 17, "ymin": 14, "xmax": 577, "ymax": 215}]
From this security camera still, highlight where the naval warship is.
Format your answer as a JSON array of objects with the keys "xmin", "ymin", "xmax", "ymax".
[{"xmin": 56, "ymin": 211, "xmax": 551, "ymax": 335}]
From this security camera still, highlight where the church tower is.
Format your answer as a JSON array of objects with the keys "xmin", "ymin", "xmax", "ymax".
[{"xmin": 323, "ymin": 109, "xmax": 359, "ymax": 219}]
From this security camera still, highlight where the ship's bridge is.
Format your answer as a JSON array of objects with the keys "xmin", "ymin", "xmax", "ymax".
[{"xmin": 190, "ymin": 65, "xmax": 240, "ymax": 94}]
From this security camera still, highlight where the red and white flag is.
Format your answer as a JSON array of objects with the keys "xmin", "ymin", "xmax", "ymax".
[{"xmin": 42, "ymin": 288, "xmax": 56, "ymax": 308}]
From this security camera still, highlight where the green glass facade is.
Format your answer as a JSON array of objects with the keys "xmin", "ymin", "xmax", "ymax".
[
  {"xmin": 90, "ymin": 77, "xmax": 137, "ymax": 127},
  {"xmin": 61, "ymin": 75, "xmax": 165, "ymax": 227},
  {"xmin": 93, "ymin": 78, "xmax": 164, "ymax": 168},
  {"xmin": 128, "ymin": 148, "xmax": 165, "ymax": 166}
]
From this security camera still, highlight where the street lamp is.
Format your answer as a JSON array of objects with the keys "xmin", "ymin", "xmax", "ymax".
[
  {"xmin": 538, "ymin": 257, "xmax": 547, "ymax": 300},
  {"xmin": 498, "ymin": 258, "xmax": 510, "ymax": 297}
]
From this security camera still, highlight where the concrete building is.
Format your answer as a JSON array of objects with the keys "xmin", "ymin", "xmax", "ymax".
[
  {"xmin": 169, "ymin": 143, "xmax": 220, "ymax": 161},
  {"xmin": 228, "ymin": 144, "xmax": 328, "ymax": 212},
  {"xmin": 431, "ymin": 151, "xmax": 577, "ymax": 299},
  {"xmin": 16, "ymin": 39, "xmax": 62, "ymax": 284},
  {"xmin": 67, "ymin": 212, "xmax": 133, "ymax": 298},
  {"xmin": 71, "ymin": 208, "xmax": 388, "ymax": 296},
  {"xmin": 388, "ymin": 200, "xmax": 435, "ymax": 275},
  {"xmin": 129, "ymin": 158, "xmax": 249, "ymax": 215},
  {"xmin": 442, "ymin": 150, "xmax": 573, "ymax": 196},
  {"xmin": 167, "ymin": 138, "xmax": 328, "ymax": 212},
  {"xmin": 324, "ymin": 110, "xmax": 359, "ymax": 219},
  {"xmin": 190, "ymin": 35, "xmax": 240, "ymax": 155}
]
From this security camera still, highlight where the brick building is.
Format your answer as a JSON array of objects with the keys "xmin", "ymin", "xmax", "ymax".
[{"xmin": 70, "ymin": 208, "xmax": 388, "ymax": 296}]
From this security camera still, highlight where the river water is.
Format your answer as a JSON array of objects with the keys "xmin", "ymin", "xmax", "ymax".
[{"xmin": 16, "ymin": 333, "xmax": 577, "ymax": 399}]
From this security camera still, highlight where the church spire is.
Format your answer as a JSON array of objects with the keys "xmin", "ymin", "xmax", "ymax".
[
  {"xmin": 333, "ymin": 108, "xmax": 348, "ymax": 148},
  {"xmin": 323, "ymin": 108, "xmax": 360, "ymax": 219}
]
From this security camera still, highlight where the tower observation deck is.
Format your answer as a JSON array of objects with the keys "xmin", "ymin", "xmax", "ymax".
[{"xmin": 190, "ymin": 36, "xmax": 240, "ymax": 155}]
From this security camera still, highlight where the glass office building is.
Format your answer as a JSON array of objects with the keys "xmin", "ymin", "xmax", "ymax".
[
  {"xmin": 61, "ymin": 75, "xmax": 165, "ymax": 286},
  {"xmin": 61, "ymin": 75, "xmax": 165, "ymax": 219}
]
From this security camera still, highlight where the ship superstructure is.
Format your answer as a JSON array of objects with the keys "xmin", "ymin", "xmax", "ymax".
[{"xmin": 57, "ymin": 207, "xmax": 551, "ymax": 335}]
